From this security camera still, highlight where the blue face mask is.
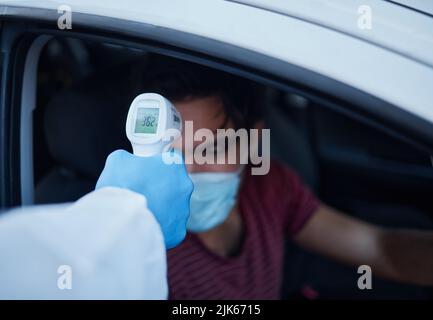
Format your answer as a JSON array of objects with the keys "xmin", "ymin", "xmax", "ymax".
[{"xmin": 187, "ymin": 168, "xmax": 243, "ymax": 233}]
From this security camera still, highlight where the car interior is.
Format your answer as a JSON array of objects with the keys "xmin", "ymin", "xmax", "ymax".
[{"xmin": 32, "ymin": 36, "xmax": 433, "ymax": 299}]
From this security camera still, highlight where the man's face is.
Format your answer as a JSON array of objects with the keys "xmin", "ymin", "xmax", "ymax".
[{"xmin": 172, "ymin": 95, "xmax": 242, "ymax": 174}]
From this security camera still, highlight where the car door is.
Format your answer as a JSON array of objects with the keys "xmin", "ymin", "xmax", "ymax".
[{"xmin": 0, "ymin": 20, "xmax": 21, "ymax": 209}]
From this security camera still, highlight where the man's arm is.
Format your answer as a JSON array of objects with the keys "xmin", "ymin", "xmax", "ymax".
[{"xmin": 294, "ymin": 204, "xmax": 433, "ymax": 286}]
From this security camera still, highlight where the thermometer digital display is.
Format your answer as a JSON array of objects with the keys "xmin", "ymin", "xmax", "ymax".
[{"xmin": 126, "ymin": 93, "xmax": 182, "ymax": 157}]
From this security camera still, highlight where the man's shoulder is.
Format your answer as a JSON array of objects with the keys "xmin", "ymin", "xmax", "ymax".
[
  {"xmin": 240, "ymin": 160, "xmax": 304, "ymax": 208},
  {"xmin": 245, "ymin": 159, "xmax": 299, "ymax": 186}
]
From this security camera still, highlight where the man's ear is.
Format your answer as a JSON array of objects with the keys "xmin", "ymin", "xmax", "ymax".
[
  {"xmin": 248, "ymin": 121, "xmax": 265, "ymax": 155},
  {"xmin": 253, "ymin": 121, "xmax": 265, "ymax": 131}
]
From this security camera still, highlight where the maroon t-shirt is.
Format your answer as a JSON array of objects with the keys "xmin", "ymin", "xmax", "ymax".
[{"xmin": 167, "ymin": 160, "xmax": 319, "ymax": 299}]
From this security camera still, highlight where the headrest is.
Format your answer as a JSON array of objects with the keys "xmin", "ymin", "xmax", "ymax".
[{"xmin": 44, "ymin": 62, "xmax": 143, "ymax": 179}]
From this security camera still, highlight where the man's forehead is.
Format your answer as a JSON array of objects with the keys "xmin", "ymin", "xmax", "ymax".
[{"xmin": 174, "ymin": 95, "xmax": 229, "ymax": 130}]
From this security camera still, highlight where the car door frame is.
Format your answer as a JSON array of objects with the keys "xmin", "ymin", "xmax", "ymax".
[{"xmin": 0, "ymin": 7, "xmax": 432, "ymax": 208}]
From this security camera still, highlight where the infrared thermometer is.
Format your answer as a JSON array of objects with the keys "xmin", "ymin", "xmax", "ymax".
[{"xmin": 125, "ymin": 93, "xmax": 182, "ymax": 157}]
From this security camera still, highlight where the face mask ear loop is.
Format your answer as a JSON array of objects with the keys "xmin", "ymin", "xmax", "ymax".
[{"xmin": 237, "ymin": 164, "xmax": 246, "ymax": 176}]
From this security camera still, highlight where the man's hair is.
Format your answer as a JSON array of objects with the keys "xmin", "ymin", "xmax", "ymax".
[{"xmin": 141, "ymin": 55, "xmax": 263, "ymax": 130}]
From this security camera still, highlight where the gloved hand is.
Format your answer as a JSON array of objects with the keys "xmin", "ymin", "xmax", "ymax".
[{"xmin": 95, "ymin": 149, "xmax": 193, "ymax": 249}]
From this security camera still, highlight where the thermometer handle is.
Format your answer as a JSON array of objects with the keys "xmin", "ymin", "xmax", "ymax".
[{"xmin": 132, "ymin": 142, "xmax": 171, "ymax": 157}]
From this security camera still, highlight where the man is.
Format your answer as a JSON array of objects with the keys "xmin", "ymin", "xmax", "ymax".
[{"xmin": 141, "ymin": 55, "xmax": 433, "ymax": 299}]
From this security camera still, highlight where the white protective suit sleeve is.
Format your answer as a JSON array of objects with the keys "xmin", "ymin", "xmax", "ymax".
[{"xmin": 0, "ymin": 187, "xmax": 167, "ymax": 299}]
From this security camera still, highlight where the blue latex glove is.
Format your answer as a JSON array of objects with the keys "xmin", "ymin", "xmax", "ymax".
[{"xmin": 95, "ymin": 149, "xmax": 193, "ymax": 249}]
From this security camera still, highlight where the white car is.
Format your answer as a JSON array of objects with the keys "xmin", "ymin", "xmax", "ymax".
[{"xmin": 1, "ymin": 0, "xmax": 432, "ymax": 299}]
